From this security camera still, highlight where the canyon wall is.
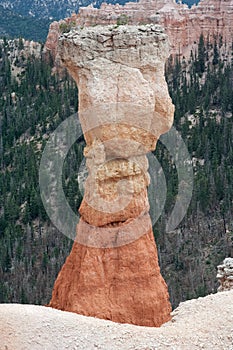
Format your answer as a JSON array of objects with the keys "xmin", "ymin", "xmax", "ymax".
[
  {"xmin": 49, "ymin": 24, "xmax": 173, "ymax": 327},
  {"xmin": 44, "ymin": 0, "xmax": 233, "ymax": 59}
]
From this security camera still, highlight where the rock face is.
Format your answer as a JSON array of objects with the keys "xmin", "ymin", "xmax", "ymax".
[
  {"xmin": 217, "ymin": 258, "xmax": 233, "ymax": 292},
  {"xmin": 49, "ymin": 229, "xmax": 171, "ymax": 326},
  {"xmin": 77, "ymin": 0, "xmax": 233, "ymax": 56},
  {"xmin": 44, "ymin": 21, "xmax": 60, "ymax": 60},
  {"xmin": 49, "ymin": 25, "xmax": 173, "ymax": 327},
  {"xmin": 44, "ymin": 0, "xmax": 233, "ymax": 59}
]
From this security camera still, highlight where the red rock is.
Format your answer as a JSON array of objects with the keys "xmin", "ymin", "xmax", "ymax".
[
  {"xmin": 49, "ymin": 227, "xmax": 171, "ymax": 327},
  {"xmin": 43, "ymin": 21, "xmax": 60, "ymax": 60}
]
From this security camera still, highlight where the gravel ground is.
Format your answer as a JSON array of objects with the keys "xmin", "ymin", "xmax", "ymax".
[{"xmin": 1, "ymin": 290, "xmax": 233, "ymax": 350}]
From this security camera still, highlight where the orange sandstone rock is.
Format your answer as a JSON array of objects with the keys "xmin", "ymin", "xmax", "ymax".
[{"xmin": 50, "ymin": 227, "xmax": 171, "ymax": 327}]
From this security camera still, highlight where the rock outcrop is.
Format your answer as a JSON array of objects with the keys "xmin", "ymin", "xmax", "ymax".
[
  {"xmin": 49, "ymin": 24, "xmax": 174, "ymax": 327},
  {"xmin": 217, "ymin": 258, "xmax": 233, "ymax": 292},
  {"xmin": 44, "ymin": 0, "xmax": 233, "ymax": 59}
]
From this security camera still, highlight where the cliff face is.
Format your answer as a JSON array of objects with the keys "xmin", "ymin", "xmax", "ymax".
[
  {"xmin": 49, "ymin": 24, "xmax": 173, "ymax": 327},
  {"xmin": 44, "ymin": 0, "xmax": 233, "ymax": 59}
]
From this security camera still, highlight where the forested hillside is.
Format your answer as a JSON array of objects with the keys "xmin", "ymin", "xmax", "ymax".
[
  {"xmin": 0, "ymin": 35, "xmax": 232, "ymax": 307},
  {"xmin": 0, "ymin": 5, "xmax": 50, "ymax": 42},
  {"xmin": 158, "ymin": 36, "xmax": 233, "ymax": 305},
  {"xmin": 0, "ymin": 39, "xmax": 80, "ymax": 303}
]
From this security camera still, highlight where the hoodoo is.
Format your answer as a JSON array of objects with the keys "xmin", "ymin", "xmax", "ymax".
[{"xmin": 49, "ymin": 24, "xmax": 174, "ymax": 327}]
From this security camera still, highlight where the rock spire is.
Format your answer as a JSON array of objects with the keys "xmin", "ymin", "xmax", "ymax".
[{"xmin": 49, "ymin": 24, "xmax": 174, "ymax": 327}]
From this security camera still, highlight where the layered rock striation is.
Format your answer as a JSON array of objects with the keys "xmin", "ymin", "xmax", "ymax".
[
  {"xmin": 77, "ymin": 0, "xmax": 233, "ymax": 55},
  {"xmin": 49, "ymin": 24, "xmax": 174, "ymax": 327},
  {"xmin": 44, "ymin": 0, "xmax": 233, "ymax": 59}
]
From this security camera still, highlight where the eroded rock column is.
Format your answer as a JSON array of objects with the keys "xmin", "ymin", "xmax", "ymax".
[{"xmin": 49, "ymin": 24, "xmax": 174, "ymax": 327}]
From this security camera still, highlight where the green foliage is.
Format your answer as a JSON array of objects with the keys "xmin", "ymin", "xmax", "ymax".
[
  {"xmin": 212, "ymin": 40, "xmax": 219, "ymax": 65},
  {"xmin": 165, "ymin": 36, "xmax": 233, "ymax": 216},
  {"xmin": 0, "ymin": 39, "xmax": 80, "ymax": 304},
  {"xmin": 18, "ymin": 37, "xmax": 24, "ymax": 51},
  {"xmin": 59, "ymin": 21, "xmax": 76, "ymax": 34},
  {"xmin": 197, "ymin": 33, "xmax": 205, "ymax": 74},
  {"xmin": 116, "ymin": 14, "xmax": 129, "ymax": 26},
  {"xmin": 156, "ymin": 34, "xmax": 233, "ymax": 307},
  {"xmin": 0, "ymin": 5, "xmax": 50, "ymax": 42}
]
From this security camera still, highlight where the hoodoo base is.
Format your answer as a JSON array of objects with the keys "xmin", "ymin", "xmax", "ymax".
[{"xmin": 49, "ymin": 228, "xmax": 171, "ymax": 327}]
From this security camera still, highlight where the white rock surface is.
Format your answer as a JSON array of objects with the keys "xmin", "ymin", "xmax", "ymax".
[
  {"xmin": 217, "ymin": 257, "xmax": 233, "ymax": 292},
  {"xmin": 58, "ymin": 24, "xmax": 174, "ymax": 141},
  {"xmin": 1, "ymin": 290, "xmax": 233, "ymax": 350}
]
